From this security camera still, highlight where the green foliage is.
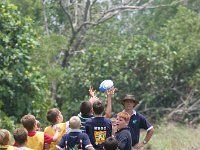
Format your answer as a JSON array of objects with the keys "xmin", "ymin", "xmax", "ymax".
[{"xmin": 0, "ymin": 2, "xmax": 52, "ymax": 125}]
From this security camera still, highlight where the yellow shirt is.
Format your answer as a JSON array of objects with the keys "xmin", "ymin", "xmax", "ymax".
[
  {"xmin": 44, "ymin": 123, "xmax": 67, "ymax": 150},
  {"xmin": 0, "ymin": 145, "xmax": 17, "ymax": 150},
  {"xmin": 26, "ymin": 131, "xmax": 44, "ymax": 150}
]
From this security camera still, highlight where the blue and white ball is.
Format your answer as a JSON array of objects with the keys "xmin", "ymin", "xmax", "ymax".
[{"xmin": 99, "ymin": 80, "xmax": 114, "ymax": 93}]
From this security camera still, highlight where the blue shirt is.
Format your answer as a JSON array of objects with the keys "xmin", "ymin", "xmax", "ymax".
[
  {"xmin": 115, "ymin": 127, "xmax": 132, "ymax": 150},
  {"xmin": 128, "ymin": 110, "xmax": 153, "ymax": 146},
  {"xmin": 56, "ymin": 129, "xmax": 92, "ymax": 150},
  {"xmin": 85, "ymin": 117, "xmax": 112, "ymax": 150},
  {"xmin": 78, "ymin": 112, "xmax": 94, "ymax": 133}
]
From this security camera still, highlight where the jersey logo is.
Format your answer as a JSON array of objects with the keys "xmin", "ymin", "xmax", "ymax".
[
  {"xmin": 132, "ymin": 120, "xmax": 137, "ymax": 124},
  {"xmin": 65, "ymin": 140, "xmax": 82, "ymax": 150},
  {"xmin": 94, "ymin": 127, "xmax": 106, "ymax": 145}
]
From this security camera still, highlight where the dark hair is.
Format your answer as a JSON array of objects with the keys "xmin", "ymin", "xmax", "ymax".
[
  {"xmin": 13, "ymin": 128, "xmax": 28, "ymax": 145},
  {"xmin": 93, "ymin": 100, "xmax": 104, "ymax": 115},
  {"xmin": 46, "ymin": 108, "xmax": 60, "ymax": 124},
  {"xmin": 21, "ymin": 114, "xmax": 36, "ymax": 131},
  {"xmin": 104, "ymin": 137, "xmax": 118, "ymax": 150},
  {"xmin": 80, "ymin": 101, "xmax": 92, "ymax": 117},
  {"xmin": 0, "ymin": 129, "xmax": 10, "ymax": 145}
]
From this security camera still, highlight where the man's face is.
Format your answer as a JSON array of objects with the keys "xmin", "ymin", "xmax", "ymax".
[
  {"xmin": 123, "ymin": 99, "xmax": 136, "ymax": 110},
  {"xmin": 116, "ymin": 116, "xmax": 127, "ymax": 130}
]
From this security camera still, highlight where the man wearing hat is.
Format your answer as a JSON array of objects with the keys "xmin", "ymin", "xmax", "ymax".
[{"xmin": 121, "ymin": 94, "xmax": 154, "ymax": 149}]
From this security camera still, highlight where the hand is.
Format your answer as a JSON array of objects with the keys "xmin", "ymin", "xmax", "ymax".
[
  {"xmin": 105, "ymin": 87, "xmax": 116, "ymax": 97},
  {"xmin": 55, "ymin": 126, "xmax": 61, "ymax": 132},
  {"xmin": 133, "ymin": 142, "xmax": 145, "ymax": 149},
  {"xmin": 89, "ymin": 86, "xmax": 96, "ymax": 98}
]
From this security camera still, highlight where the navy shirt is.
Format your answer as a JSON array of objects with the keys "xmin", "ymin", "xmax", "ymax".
[
  {"xmin": 128, "ymin": 110, "xmax": 153, "ymax": 146},
  {"xmin": 85, "ymin": 117, "xmax": 112, "ymax": 150},
  {"xmin": 78, "ymin": 112, "xmax": 94, "ymax": 133},
  {"xmin": 115, "ymin": 127, "xmax": 132, "ymax": 150},
  {"xmin": 56, "ymin": 129, "xmax": 92, "ymax": 150}
]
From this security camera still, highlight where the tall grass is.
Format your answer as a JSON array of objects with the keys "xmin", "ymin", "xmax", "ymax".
[{"xmin": 140, "ymin": 123, "xmax": 200, "ymax": 150}]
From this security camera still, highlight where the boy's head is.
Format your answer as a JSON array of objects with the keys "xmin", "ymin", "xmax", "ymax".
[
  {"xmin": 46, "ymin": 108, "xmax": 63, "ymax": 124},
  {"xmin": 13, "ymin": 128, "xmax": 28, "ymax": 146},
  {"xmin": 69, "ymin": 116, "xmax": 81, "ymax": 129},
  {"xmin": 80, "ymin": 101, "xmax": 92, "ymax": 117},
  {"xmin": 116, "ymin": 112, "xmax": 130, "ymax": 130},
  {"xmin": 0, "ymin": 129, "xmax": 11, "ymax": 145},
  {"xmin": 93, "ymin": 100, "xmax": 104, "ymax": 115},
  {"xmin": 21, "ymin": 114, "xmax": 36, "ymax": 132},
  {"xmin": 36, "ymin": 120, "xmax": 41, "ymax": 131},
  {"xmin": 103, "ymin": 137, "xmax": 118, "ymax": 150}
]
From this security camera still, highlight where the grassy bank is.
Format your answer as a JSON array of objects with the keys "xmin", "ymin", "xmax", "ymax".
[{"xmin": 141, "ymin": 123, "xmax": 200, "ymax": 150}]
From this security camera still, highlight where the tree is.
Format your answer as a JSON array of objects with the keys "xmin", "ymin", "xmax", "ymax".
[{"xmin": 0, "ymin": 2, "xmax": 53, "ymax": 126}]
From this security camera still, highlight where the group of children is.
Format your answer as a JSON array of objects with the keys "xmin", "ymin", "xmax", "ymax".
[{"xmin": 0, "ymin": 87, "xmax": 154, "ymax": 150}]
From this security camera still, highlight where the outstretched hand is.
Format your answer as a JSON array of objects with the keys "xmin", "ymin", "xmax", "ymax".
[
  {"xmin": 89, "ymin": 86, "xmax": 96, "ymax": 98},
  {"xmin": 89, "ymin": 86, "xmax": 98, "ymax": 105},
  {"xmin": 105, "ymin": 87, "xmax": 116, "ymax": 97}
]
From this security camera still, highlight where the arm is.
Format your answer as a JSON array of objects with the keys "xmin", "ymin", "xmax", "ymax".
[
  {"xmin": 87, "ymin": 146, "xmax": 95, "ymax": 150},
  {"xmin": 133, "ymin": 127, "xmax": 154, "ymax": 149},
  {"xmin": 104, "ymin": 88, "xmax": 116, "ymax": 118},
  {"xmin": 52, "ymin": 126, "xmax": 61, "ymax": 141},
  {"xmin": 88, "ymin": 86, "xmax": 98, "ymax": 105}
]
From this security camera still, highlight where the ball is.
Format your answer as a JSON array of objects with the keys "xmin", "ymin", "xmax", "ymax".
[{"xmin": 99, "ymin": 80, "xmax": 114, "ymax": 93}]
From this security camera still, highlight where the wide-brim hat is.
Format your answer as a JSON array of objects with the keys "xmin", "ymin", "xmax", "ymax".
[{"xmin": 121, "ymin": 94, "xmax": 139, "ymax": 105}]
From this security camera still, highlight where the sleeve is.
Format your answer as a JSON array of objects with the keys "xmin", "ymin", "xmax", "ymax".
[
  {"xmin": 56, "ymin": 134, "xmax": 67, "ymax": 149},
  {"xmin": 82, "ymin": 133, "xmax": 93, "ymax": 149},
  {"xmin": 85, "ymin": 120, "xmax": 90, "ymax": 135},
  {"xmin": 107, "ymin": 120, "xmax": 112, "ymax": 138},
  {"xmin": 139, "ymin": 114, "xmax": 152, "ymax": 130},
  {"xmin": 117, "ymin": 133, "xmax": 128, "ymax": 150},
  {"xmin": 44, "ymin": 133, "xmax": 53, "ymax": 144}
]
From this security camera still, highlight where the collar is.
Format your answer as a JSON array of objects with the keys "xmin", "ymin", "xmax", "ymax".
[
  {"xmin": 70, "ymin": 129, "xmax": 82, "ymax": 133},
  {"xmin": 116, "ymin": 127, "xmax": 130, "ymax": 133},
  {"xmin": 123, "ymin": 109, "xmax": 136, "ymax": 115},
  {"xmin": 0, "ymin": 145, "xmax": 9, "ymax": 148}
]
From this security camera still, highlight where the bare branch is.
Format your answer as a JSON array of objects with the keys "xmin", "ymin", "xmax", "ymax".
[{"xmin": 59, "ymin": 0, "xmax": 75, "ymax": 34}]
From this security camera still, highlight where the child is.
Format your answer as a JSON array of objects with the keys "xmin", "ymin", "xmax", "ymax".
[
  {"xmin": 36, "ymin": 120, "xmax": 41, "ymax": 131},
  {"xmin": 111, "ymin": 117, "xmax": 117, "ymax": 136},
  {"xmin": 44, "ymin": 108, "xmax": 69, "ymax": 150},
  {"xmin": 78, "ymin": 101, "xmax": 94, "ymax": 133},
  {"xmin": 78, "ymin": 86, "xmax": 115, "ymax": 133},
  {"xmin": 13, "ymin": 128, "xmax": 33, "ymax": 150},
  {"xmin": 0, "ymin": 129, "xmax": 17, "ymax": 150},
  {"xmin": 115, "ymin": 112, "xmax": 132, "ymax": 150},
  {"xmin": 103, "ymin": 137, "xmax": 119, "ymax": 150},
  {"xmin": 85, "ymin": 100, "xmax": 112, "ymax": 150},
  {"xmin": 21, "ymin": 114, "xmax": 61, "ymax": 150},
  {"xmin": 56, "ymin": 116, "xmax": 94, "ymax": 150}
]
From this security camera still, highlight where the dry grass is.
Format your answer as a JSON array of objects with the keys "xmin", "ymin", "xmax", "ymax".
[{"xmin": 140, "ymin": 122, "xmax": 200, "ymax": 150}]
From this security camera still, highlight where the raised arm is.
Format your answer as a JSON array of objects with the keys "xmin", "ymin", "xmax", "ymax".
[
  {"xmin": 104, "ymin": 88, "xmax": 116, "ymax": 118},
  {"xmin": 88, "ymin": 86, "xmax": 99, "ymax": 105}
]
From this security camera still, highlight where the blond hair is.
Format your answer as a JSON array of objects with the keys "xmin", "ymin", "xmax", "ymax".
[{"xmin": 69, "ymin": 116, "xmax": 81, "ymax": 129}]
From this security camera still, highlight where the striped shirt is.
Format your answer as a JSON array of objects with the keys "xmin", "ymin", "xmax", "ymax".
[{"xmin": 78, "ymin": 112, "xmax": 94, "ymax": 133}]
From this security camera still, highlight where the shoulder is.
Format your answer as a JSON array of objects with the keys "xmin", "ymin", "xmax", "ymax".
[
  {"xmin": 44, "ymin": 126, "xmax": 52, "ymax": 132},
  {"xmin": 85, "ymin": 118, "xmax": 93, "ymax": 123},
  {"xmin": 104, "ymin": 118, "xmax": 112, "ymax": 124}
]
